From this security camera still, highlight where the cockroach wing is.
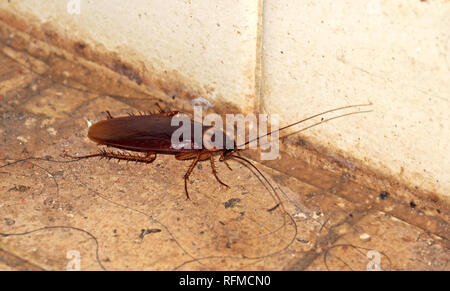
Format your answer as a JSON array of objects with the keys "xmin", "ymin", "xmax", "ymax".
[{"xmin": 87, "ymin": 115, "xmax": 209, "ymax": 153}]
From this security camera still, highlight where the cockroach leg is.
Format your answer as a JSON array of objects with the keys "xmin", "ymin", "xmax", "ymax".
[
  {"xmin": 102, "ymin": 150, "xmax": 157, "ymax": 164},
  {"xmin": 154, "ymin": 102, "xmax": 179, "ymax": 116},
  {"xmin": 219, "ymin": 152, "xmax": 233, "ymax": 171},
  {"xmin": 223, "ymin": 160, "xmax": 232, "ymax": 171},
  {"xmin": 157, "ymin": 110, "xmax": 179, "ymax": 117},
  {"xmin": 154, "ymin": 102, "xmax": 164, "ymax": 112},
  {"xmin": 62, "ymin": 151, "xmax": 103, "ymax": 160},
  {"xmin": 182, "ymin": 153, "xmax": 201, "ymax": 200},
  {"xmin": 64, "ymin": 150, "xmax": 157, "ymax": 164},
  {"xmin": 104, "ymin": 110, "xmax": 113, "ymax": 119},
  {"xmin": 209, "ymin": 155, "xmax": 230, "ymax": 189},
  {"xmin": 160, "ymin": 111, "xmax": 179, "ymax": 117}
]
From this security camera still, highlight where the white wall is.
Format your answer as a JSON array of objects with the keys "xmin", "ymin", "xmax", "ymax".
[{"xmin": 262, "ymin": 0, "xmax": 449, "ymax": 197}]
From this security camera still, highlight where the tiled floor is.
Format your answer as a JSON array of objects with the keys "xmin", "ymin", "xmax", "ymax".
[{"xmin": 0, "ymin": 40, "xmax": 448, "ymax": 270}]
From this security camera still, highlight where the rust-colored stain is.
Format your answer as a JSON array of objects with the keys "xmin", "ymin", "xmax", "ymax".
[{"xmin": 0, "ymin": 15, "xmax": 448, "ymax": 271}]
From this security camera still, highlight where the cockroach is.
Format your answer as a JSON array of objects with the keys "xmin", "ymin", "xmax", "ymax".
[{"xmin": 65, "ymin": 103, "xmax": 372, "ymax": 200}]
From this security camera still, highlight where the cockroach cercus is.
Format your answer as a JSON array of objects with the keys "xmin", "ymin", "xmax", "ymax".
[{"xmin": 65, "ymin": 103, "xmax": 372, "ymax": 200}]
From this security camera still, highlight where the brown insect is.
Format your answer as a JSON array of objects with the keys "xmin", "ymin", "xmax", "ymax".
[{"xmin": 66, "ymin": 103, "xmax": 372, "ymax": 200}]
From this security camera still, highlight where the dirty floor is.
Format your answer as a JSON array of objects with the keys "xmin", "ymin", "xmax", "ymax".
[{"xmin": 0, "ymin": 41, "xmax": 448, "ymax": 271}]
